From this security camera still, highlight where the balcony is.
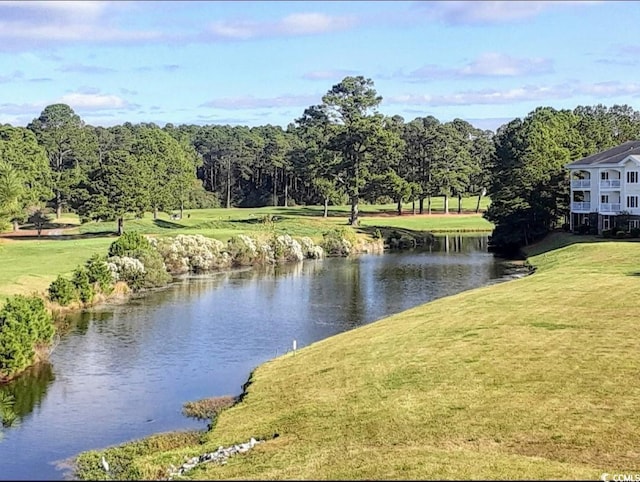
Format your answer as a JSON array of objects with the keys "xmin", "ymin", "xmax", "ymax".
[
  {"xmin": 571, "ymin": 179, "xmax": 591, "ymax": 188},
  {"xmin": 600, "ymin": 203, "xmax": 621, "ymax": 213},
  {"xmin": 600, "ymin": 180, "xmax": 621, "ymax": 189},
  {"xmin": 571, "ymin": 202, "xmax": 591, "ymax": 212}
]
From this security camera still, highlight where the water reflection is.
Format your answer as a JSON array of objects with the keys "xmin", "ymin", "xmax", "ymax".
[{"xmin": 1, "ymin": 235, "xmax": 508, "ymax": 480}]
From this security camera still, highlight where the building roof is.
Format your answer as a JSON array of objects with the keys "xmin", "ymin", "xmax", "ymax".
[{"xmin": 566, "ymin": 140, "xmax": 640, "ymax": 167}]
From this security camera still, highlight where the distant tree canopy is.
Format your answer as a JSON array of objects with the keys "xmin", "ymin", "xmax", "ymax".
[{"xmin": 0, "ymin": 77, "xmax": 638, "ymax": 241}]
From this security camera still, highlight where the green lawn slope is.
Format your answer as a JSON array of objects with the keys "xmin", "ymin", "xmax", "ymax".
[{"xmin": 100, "ymin": 236, "xmax": 640, "ymax": 480}]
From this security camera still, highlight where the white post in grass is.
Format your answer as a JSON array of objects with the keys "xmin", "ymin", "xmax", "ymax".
[{"xmin": 293, "ymin": 339, "xmax": 297, "ymax": 355}]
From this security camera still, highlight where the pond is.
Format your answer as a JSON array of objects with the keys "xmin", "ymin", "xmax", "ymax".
[{"xmin": 0, "ymin": 234, "xmax": 518, "ymax": 480}]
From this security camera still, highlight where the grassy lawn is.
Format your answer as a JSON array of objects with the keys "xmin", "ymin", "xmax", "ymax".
[
  {"xmin": 79, "ymin": 235, "xmax": 640, "ymax": 480},
  {"xmin": 0, "ymin": 199, "xmax": 490, "ymax": 303},
  {"xmin": 0, "ymin": 237, "xmax": 114, "ymax": 300}
]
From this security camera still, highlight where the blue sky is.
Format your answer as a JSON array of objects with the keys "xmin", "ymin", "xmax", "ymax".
[{"xmin": 1, "ymin": 1, "xmax": 639, "ymax": 132}]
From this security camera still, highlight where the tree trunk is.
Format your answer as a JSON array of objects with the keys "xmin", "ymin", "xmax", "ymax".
[
  {"xmin": 444, "ymin": 194, "xmax": 449, "ymax": 214},
  {"xmin": 457, "ymin": 194, "xmax": 462, "ymax": 214},
  {"xmin": 117, "ymin": 217, "xmax": 124, "ymax": 236},
  {"xmin": 412, "ymin": 199, "xmax": 416, "ymax": 215},
  {"xmin": 284, "ymin": 177, "xmax": 288, "ymax": 208},
  {"xmin": 180, "ymin": 199, "xmax": 184, "ymax": 219},
  {"xmin": 273, "ymin": 167, "xmax": 278, "ymax": 207},
  {"xmin": 12, "ymin": 220, "xmax": 19, "ymax": 232},
  {"xmin": 427, "ymin": 195, "xmax": 432, "ymax": 215},
  {"xmin": 349, "ymin": 195, "xmax": 359, "ymax": 226},
  {"xmin": 226, "ymin": 157, "xmax": 231, "ymax": 209},
  {"xmin": 419, "ymin": 197, "xmax": 424, "ymax": 215},
  {"xmin": 153, "ymin": 207, "xmax": 158, "ymax": 220},
  {"xmin": 324, "ymin": 197, "xmax": 329, "ymax": 218},
  {"xmin": 476, "ymin": 188, "xmax": 487, "ymax": 214},
  {"xmin": 397, "ymin": 197, "xmax": 402, "ymax": 216},
  {"xmin": 56, "ymin": 191, "xmax": 62, "ymax": 219}
]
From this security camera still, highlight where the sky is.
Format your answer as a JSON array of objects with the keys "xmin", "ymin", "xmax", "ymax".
[{"xmin": 1, "ymin": 0, "xmax": 639, "ymax": 132}]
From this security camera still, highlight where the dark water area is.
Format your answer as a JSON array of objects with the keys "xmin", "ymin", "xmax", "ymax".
[{"xmin": 0, "ymin": 234, "xmax": 518, "ymax": 480}]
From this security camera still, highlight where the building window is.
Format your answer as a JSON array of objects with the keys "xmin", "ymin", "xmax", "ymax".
[
  {"xmin": 627, "ymin": 196, "xmax": 639, "ymax": 208},
  {"xmin": 601, "ymin": 171, "xmax": 609, "ymax": 180},
  {"xmin": 627, "ymin": 171, "xmax": 639, "ymax": 183},
  {"xmin": 601, "ymin": 195, "xmax": 609, "ymax": 203},
  {"xmin": 630, "ymin": 219, "xmax": 640, "ymax": 229}
]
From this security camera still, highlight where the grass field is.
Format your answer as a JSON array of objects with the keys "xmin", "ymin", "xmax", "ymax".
[
  {"xmin": 0, "ymin": 199, "xmax": 492, "ymax": 302},
  {"xmin": 76, "ymin": 232, "xmax": 640, "ymax": 480}
]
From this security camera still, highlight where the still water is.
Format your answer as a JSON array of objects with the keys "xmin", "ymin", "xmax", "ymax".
[{"xmin": 0, "ymin": 235, "xmax": 512, "ymax": 480}]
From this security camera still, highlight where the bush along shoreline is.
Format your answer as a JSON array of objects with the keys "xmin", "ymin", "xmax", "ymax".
[{"xmin": 0, "ymin": 227, "xmax": 381, "ymax": 383}]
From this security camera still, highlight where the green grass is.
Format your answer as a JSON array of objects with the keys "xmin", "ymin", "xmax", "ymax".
[
  {"xmin": 0, "ymin": 200, "xmax": 490, "ymax": 303},
  {"xmin": 359, "ymin": 213, "xmax": 493, "ymax": 232},
  {"xmin": 0, "ymin": 237, "xmax": 114, "ymax": 300},
  {"xmin": 79, "ymin": 235, "xmax": 640, "ymax": 480}
]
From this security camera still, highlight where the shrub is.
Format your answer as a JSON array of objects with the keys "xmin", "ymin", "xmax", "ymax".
[
  {"xmin": 322, "ymin": 227, "xmax": 357, "ymax": 256},
  {"xmin": 85, "ymin": 254, "xmax": 115, "ymax": 294},
  {"xmin": 108, "ymin": 232, "xmax": 152, "ymax": 257},
  {"xmin": 299, "ymin": 237, "xmax": 324, "ymax": 259},
  {"xmin": 72, "ymin": 267, "xmax": 95, "ymax": 304},
  {"xmin": 588, "ymin": 226, "xmax": 599, "ymax": 235},
  {"xmin": 616, "ymin": 230, "xmax": 628, "ymax": 239},
  {"xmin": 0, "ymin": 295, "xmax": 54, "ymax": 379},
  {"xmin": 272, "ymin": 234, "xmax": 304, "ymax": 262},
  {"xmin": 630, "ymin": 228, "xmax": 640, "ymax": 238},
  {"xmin": 561, "ymin": 223, "xmax": 570, "ymax": 232},
  {"xmin": 182, "ymin": 395, "xmax": 237, "ymax": 421},
  {"xmin": 106, "ymin": 256, "xmax": 146, "ymax": 291},
  {"xmin": 601, "ymin": 229, "xmax": 613, "ymax": 238},
  {"xmin": 48, "ymin": 276, "xmax": 77, "ymax": 306},
  {"xmin": 575, "ymin": 224, "xmax": 590, "ymax": 235},
  {"xmin": 133, "ymin": 249, "xmax": 172, "ymax": 289},
  {"xmin": 156, "ymin": 234, "xmax": 230, "ymax": 274},
  {"xmin": 228, "ymin": 234, "xmax": 259, "ymax": 266}
]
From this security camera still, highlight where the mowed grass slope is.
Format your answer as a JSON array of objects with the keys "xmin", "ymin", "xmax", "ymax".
[{"xmin": 124, "ymin": 239, "xmax": 640, "ymax": 480}]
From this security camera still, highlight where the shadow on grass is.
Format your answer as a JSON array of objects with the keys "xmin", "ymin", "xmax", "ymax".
[
  {"xmin": 0, "ymin": 231, "xmax": 117, "ymax": 241},
  {"xmin": 153, "ymin": 219, "xmax": 185, "ymax": 229},
  {"xmin": 19, "ymin": 222, "xmax": 78, "ymax": 231},
  {"xmin": 522, "ymin": 231, "xmax": 606, "ymax": 258}
]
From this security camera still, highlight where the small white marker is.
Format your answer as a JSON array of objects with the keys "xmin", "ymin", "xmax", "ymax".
[{"xmin": 293, "ymin": 339, "xmax": 297, "ymax": 354}]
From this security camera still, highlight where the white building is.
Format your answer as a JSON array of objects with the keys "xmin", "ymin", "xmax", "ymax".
[{"xmin": 565, "ymin": 141, "xmax": 640, "ymax": 233}]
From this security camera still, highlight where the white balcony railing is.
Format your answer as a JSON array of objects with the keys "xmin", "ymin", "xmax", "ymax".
[
  {"xmin": 600, "ymin": 180, "xmax": 621, "ymax": 189},
  {"xmin": 571, "ymin": 179, "xmax": 591, "ymax": 188},
  {"xmin": 600, "ymin": 203, "xmax": 621, "ymax": 212},
  {"xmin": 571, "ymin": 202, "xmax": 591, "ymax": 211}
]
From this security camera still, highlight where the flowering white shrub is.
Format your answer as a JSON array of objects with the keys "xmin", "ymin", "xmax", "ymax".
[
  {"xmin": 156, "ymin": 234, "xmax": 230, "ymax": 273},
  {"xmin": 273, "ymin": 234, "xmax": 304, "ymax": 262},
  {"xmin": 227, "ymin": 234, "xmax": 259, "ymax": 266},
  {"xmin": 106, "ymin": 256, "xmax": 146, "ymax": 286},
  {"xmin": 322, "ymin": 230, "xmax": 353, "ymax": 256},
  {"xmin": 299, "ymin": 237, "xmax": 325, "ymax": 259}
]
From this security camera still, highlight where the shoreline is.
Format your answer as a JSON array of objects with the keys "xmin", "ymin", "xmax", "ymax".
[{"xmin": 70, "ymin": 236, "xmax": 528, "ymax": 480}]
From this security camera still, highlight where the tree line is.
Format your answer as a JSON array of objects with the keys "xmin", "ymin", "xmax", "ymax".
[{"xmin": 1, "ymin": 76, "xmax": 640, "ymax": 248}]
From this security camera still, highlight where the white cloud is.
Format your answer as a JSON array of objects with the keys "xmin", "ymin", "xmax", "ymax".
[
  {"xmin": 0, "ymin": 1, "xmax": 162, "ymax": 51},
  {"xmin": 58, "ymin": 92, "xmax": 129, "ymax": 110},
  {"xmin": 416, "ymin": 1, "xmax": 600, "ymax": 25},
  {"xmin": 386, "ymin": 81, "xmax": 640, "ymax": 107},
  {"xmin": 206, "ymin": 12, "xmax": 356, "ymax": 40},
  {"xmin": 201, "ymin": 94, "xmax": 320, "ymax": 110},
  {"xmin": 302, "ymin": 69, "xmax": 358, "ymax": 81},
  {"xmin": 405, "ymin": 52, "xmax": 553, "ymax": 80},
  {"xmin": 461, "ymin": 52, "xmax": 552, "ymax": 76}
]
